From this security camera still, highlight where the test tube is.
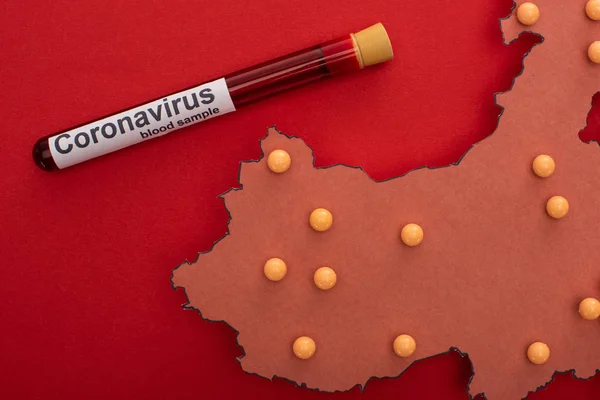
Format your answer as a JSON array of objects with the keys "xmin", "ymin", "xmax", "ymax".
[{"xmin": 33, "ymin": 23, "xmax": 393, "ymax": 171}]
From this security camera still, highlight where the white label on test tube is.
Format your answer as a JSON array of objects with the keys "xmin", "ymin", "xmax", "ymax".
[{"xmin": 49, "ymin": 78, "xmax": 235, "ymax": 169}]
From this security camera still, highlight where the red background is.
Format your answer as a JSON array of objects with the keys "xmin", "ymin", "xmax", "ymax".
[{"xmin": 2, "ymin": 0, "xmax": 599, "ymax": 398}]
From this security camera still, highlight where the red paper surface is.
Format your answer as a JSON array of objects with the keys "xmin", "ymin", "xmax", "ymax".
[{"xmin": 1, "ymin": 0, "xmax": 600, "ymax": 399}]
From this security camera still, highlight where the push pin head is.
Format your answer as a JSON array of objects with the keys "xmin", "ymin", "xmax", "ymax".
[
  {"xmin": 517, "ymin": 2, "xmax": 540, "ymax": 26},
  {"xmin": 313, "ymin": 267, "xmax": 337, "ymax": 290},
  {"xmin": 586, "ymin": 0, "xmax": 600, "ymax": 20},
  {"xmin": 400, "ymin": 224, "xmax": 424, "ymax": 247},
  {"xmin": 263, "ymin": 258, "xmax": 287, "ymax": 282},
  {"xmin": 309, "ymin": 208, "xmax": 333, "ymax": 232},
  {"xmin": 589, "ymin": 42, "xmax": 600, "ymax": 64},
  {"xmin": 293, "ymin": 336, "xmax": 316, "ymax": 360},
  {"xmin": 527, "ymin": 342, "xmax": 550, "ymax": 365},
  {"xmin": 579, "ymin": 298, "xmax": 600, "ymax": 320},
  {"xmin": 532, "ymin": 155, "xmax": 555, "ymax": 178},
  {"xmin": 393, "ymin": 334, "xmax": 417, "ymax": 358},
  {"xmin": 267, "ymin": 150, "xmax": 292, "ymax": 173},
  {"xmin": 546, "ymin": 196, "xmax": 569, "ymax": 219}
]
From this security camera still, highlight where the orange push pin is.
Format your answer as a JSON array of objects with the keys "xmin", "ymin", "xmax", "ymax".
[
  {"xmin": 586, "ymin": 0, "xmax": 600, "ymax": 20},
  {"xmin": 313, "ymin": 267, "xmax": 337, "ymax": 290},
  {"xmin": 263, "ymin": 258, "xmax": 287, "ymax": 281},
  {"xmin": 400, "ymin": 223, "xmax": 424, "ymax": 247},
  {"xmin": 393, "ymin": 334, "xmax": 417, "ymax": 358},
  {"xmin": 517, "ymin": 2, "xmax": 540, "ymax": 26},
  {"xmin": 579, "ymin": 298, "xmax": 600, "ymax": 320},
  {"xmin": 532, "ymin": 155, "xmax": 555, "ymax": 178},
  {"xmin": 293, "ymin": 336, "xmax": 316, "ymax": 360},
  {"xmin": 309, "ymin": 208, "xmax": 333, "ymax": 232},
  {"xmin": 527, "ymin": 342, "xmax": 550, "ymax": 365},
  {"xmin": 267, "ymin": 150, "xmax": 291, "ymax": 173},
  {"xmin": 546, "ymin": 196, "xmax": 569, "ymax": 219}
]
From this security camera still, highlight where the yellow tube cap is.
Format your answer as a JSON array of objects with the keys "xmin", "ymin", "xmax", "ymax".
[{"xmin": 352, "ymin": 23, "xmax": 394, "ymax": 68}]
